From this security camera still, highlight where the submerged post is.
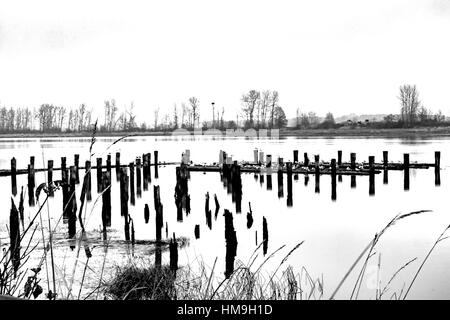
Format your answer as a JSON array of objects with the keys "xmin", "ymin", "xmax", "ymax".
[
  {"xmin": 68, "ymin": 166, "xmax": 77, "ymax": 239},
  {"xmin": 315, "ymin": 155, "xmax": 320, "ymax": 194},
  {"xmin": 96, "ymin": 157, "xmax": 102, "ymax": 193},
  {"xmin": 85, "ymin": 160, "xmax": 92, "ymax": 201},
  {"xmin": 120, "ymin": 168, "xmax": 130, "ymax": 241},
  {"xmin": 287, "ymin": 162, "xmax": 293, "ymax": 207},
  {"xmin": 435, "ymin": 151, "xmax": 441, "ymax": 186},
  {"xmin": 369, "ymin": 156, "xmax": 375, "ymax": 196},
  {"xmin": 11, "ymin": 157, "xmax": 17, "ymax": 196},
  {"xmin": 27, "ymin": 164, "xmax": 35, "ymax": 207},
  {"xmin": 383, "ymin": 151, "xmax": 388, "ymax": 167},
  {"xmin": 331, "ymin": 158, "xmax": 337, "ymax": 201},
  {"xmin": 116, "ymin": 152, "xmax": 121, "ymax": 181},
  {"xmin": 136, "ymin": 157, "xmax": 142, "ymax": 198},
  {"xmin": 101, "ymin": 171, "xmax": 111, "ymax": 240},
  {"xmin": 74, "ymin": 154, "xmax": 80, "ymax": 184},
  {"xmin": 337, "ymin": 150, "xmax": 342, "ymax": 166},
  {"xmin": 129, "ymin": 162, "xmax": 135, "ymax": 206},
  {"xmin": 48, "ymin": 160, "xmax": 54, "ymax": 197},
  {"xmin": 304, "ymin": 153, "xmax": 309, "ymax": 167},
  {"xmin": 154, "ymin": 150, "xmax": 159, "ymax": 179},
  {"xmin": 435, "ymin": 151, "xmax": 441, "ymax": 169},
  {"xmin": 293, "ymin": 150, "xmax": 299, "ymax": 164},
  {"xmin": 350, "ymin": 153, "xmax": 356, "ymax": 170},
  {"xmin": 404, "ymin": 153, "xmax": 410, "ymax": 191}
]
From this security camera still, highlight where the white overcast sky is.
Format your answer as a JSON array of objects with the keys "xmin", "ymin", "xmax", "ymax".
[{"xmin": 0, "ymin": 0, "xmax": 450, "ymax": 121}]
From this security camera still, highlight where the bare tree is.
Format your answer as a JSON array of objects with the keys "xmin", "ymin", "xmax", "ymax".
[
  {"xmin": 241, "ymin": 90, "xmax": 260, "ymax": 128},
  {"xmin": 399, "ymin": 84, "xmax": 421, "ymax": 127},
  {"xmin": 189, "ymin": 97, "xmax": 200, "ymax": 128},
  {"xmin": 269, "ymin": 91, "xmax": 279, "ymax": 129}
]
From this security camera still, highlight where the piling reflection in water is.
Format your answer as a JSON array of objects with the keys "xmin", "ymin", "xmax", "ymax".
[{"xmin": 224, "ymin": 209, "xmax": 238, "ymax": 279}]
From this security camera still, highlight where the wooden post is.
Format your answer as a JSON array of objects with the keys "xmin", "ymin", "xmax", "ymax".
[
  {"xmin": 253, "ymin": 149, "xmax": 258, "ymax": 164},
  {"xmin": 129, "ymin": 162, "xmax": 135, "ymax": 206},
  {"xmin": 286, "ymin": 162, "xmax": 293, "ymax": 207},
  {"xmin": 101, "ymin": 171, "xmax": 111, "ymax": 240},
  {"xmin": 9, "ymin": 199, "xmax": 20, "ymax": 273},
  {"xmin": 68, "ymin": 166, "xmax": 77, "ymax": 239},
  {"xmin": 169, "ymin": 233, "xmax": 178, "ymax": 272},
  {"xmin": 27, "ymin": 164, "xmax": 35, "ymax": 207},
  {"xmin": 369, "ymin": 156, "xmax": 375, "ymax": 196},
  {"xmin": 435, "ymin": 151, "xmax": 441, "ymax": 169},
  {"xmin": 154, "ymin": 185, "xmax": 163, "ymax": 241},
  {"xmin": 115, "ymin": 152, "xmax": 121, "ymax": 181},
  {"xmin": 304, "ymin": 153, "xmax": 309, "ymax": 167},
  {"xmin": 61, "ymin": 157, "xmax": 68, "ymax": 219},
  {"xmin": 136, "ymin": 157, "xmax": 142, "ymax": 198},
  {"xmin": 404, "ymin": 153, "xmax": 410, "ymax": 191},
  {"xmin": 331, "ymin": 159, "xmax": 337, "ymax": 201},
  {"xmin": 315, "ymin": 155, "xmax": 320, "ymax": 194},
  {"xmin": 383, "ymin": 151, "xmax": 388, "ymax": 167},
  {"xmin": 350, "ymin": 153, "xmax": 356, "ymax": 170},
  {"xmin": 154, "ymin": 150, "xmax": 159, "ymax": 179},
  {"xmin": 120, "ymin": 168, "xmax": 130, "ymax": 241},
  {"xmin": 143, "ymin": 154, "xmax": 149, "ymax": 191},
  {"xmin": 293, "ymin": 150, "xmax": 299, "ymax": 164},
  {"xmin": 11, "ymin": 157, "xmax": 17, "ymax": 196},
  {"xmin": 96, "ymin": 158, "xmax": 102, "ymax": 193},
  {"xmin": 337, "ymin": 150, "xmax": 342, "ymax": 166},
  {"xmin": 48, "ymin": 160, "xmax": 54, "ymax": 197},
  {"xmin": 277, "ymin": 166, "xmax": 284, "ymax": 198},
  {"xmin": 106, "ymin": 154, "xmax": 112, "ymax": 187},
  {"xmin": 85, "ymin": 161, "xmax": 91, "ymax": 201},
  {"xmin": 74, "ymin": 154, "xmax": 80, "ymax": 184},
  {"xmin": 30, "ymin": 156, "xmax": 35, "ymax": 186}
]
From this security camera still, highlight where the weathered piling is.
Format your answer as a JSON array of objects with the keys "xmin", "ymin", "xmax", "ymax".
[
  {"xmin": 120, "ymin": 168, "xmax": 130, "ymax": 241},
  {"xmin": 143, "ymin": 153, "xmax": 149, "ymax": 191},
  {"xmin": 48, "ymin": 160, "xmax": 54, "ymax": 197},
  {"xmin": 30, "ymin": 156, "xmax": 35, "ymax": 186},
  {"xmin": 435, "ymin": 151, "xmax": 441, "ymax": 186},
  {"xmin": 224, "ymin": 209, "xmax": 238, "ymax": 279},
  {"xmin": 383, "ymin": 151, "xmax": 388, "ymax": 167},
  {"xmin": 435, "ymin": 151, "xmax": 441, "ymax": 169},
  {"xmin": 154, "ymin": 150, "xmax": 159, "ymax": 179},
  {"xmin": 165, "ymin": 222, "xmax": 168, "ymax": 239},
  {"xmin": 154, "ymin": 185, "xmax": 163, "ymax": 242},
  {"xmin": 293, "ymin": 150, "xmax": 299, "ymax": 164},
  {"xmin": 383, "ymin": 167, "xmax": 389, "ymax": 185},
  {"xmin": 101, "ymin": 171, "xmax": 111, "ymax": 239},
  {"xmin": 74, "ymin": 154, "xmax": 80, "ymax": 184},
  {"xmin": 96, "ymin": 158, "xmax": 102, "ymax": 193},
  {"xmin": 129, "ymin": 162, "xmax": 135, "ymax": 206},
  {"xmin": 404, "ymin": 153, "xmax": 410, "ymax": 191},
  {"xmin": 194, "ymin": 224, "xmax": 200, "ymax": 239},
  {"xmin": 247, "ymin": 202, "xmax": 253, "ymax": 229},
  {"xmin": 169, "ymin": 233, "xmax": 178, "ymax": 272},
  {"xmin": 85, "ymin": 161, "xmax": 91, "ymax": 201},
  {"xmin": 287, "ymin": 162, "xmax": 293, "ymax": 207},
  {"xmin": 262, "ymin": 217, "xmax": 268, "ymax": 255},
  {"xmin": 277, "ymin": 166, "xmax": 284, "ymax": 198},
  {"xmin": 315, "ymin": 155, "xmax": 320, "ymax": 193},
  {"xmin": 11, "ymin": 157, "xmax": 17, "ymax": 196},
  {"xmin": 350, "ymin": 153, "xmax": 356, "ymax": 170},
  {"xmin": 331, "ymin": 159, "xmax": 337, "ymax": 201},
  {"xmin": 304, "ymin": 153, "xmax": 309, "ymax": 167},
  {"xmin": 136, "ymin": 157, "xmax": 142, "ymax": 198},
  {"xmin": 351, "ymin": 174, "xmax": 356, "ymax": 189},
  {"xmin": 253, "ymin": 149, "xmax": 258, "ymax": 164},
  {"xmin": 175, "ymin": 163, "xmax": 190, "ymax": 221},
  {"xmin": 27, "ymin": 164, "xmax": 35, "ymax": 207},
  {"xmin": 115, "ymin": 152, "xmax": 121, "ymax": 181},
  {"xmin": 144, "ymin": 204, "xmax": 150, "ymax": 223},
  {"xmin": 106, "ymin": 154, "xmax": 112, "ymax": 187},
  {"xmin": 10, "ymin": 199, "xmax": 21, "ymax": 274},
  {"xmin": 337, "ymin": 150, "xmax": 342, "ymax": 166},
  {"xmin": 68, "ymin": 166, "xmax": 77, "ymax": 239},
  {"xmin": 369, "ymin": 156, "xmax": 375, "ymax": 196}
]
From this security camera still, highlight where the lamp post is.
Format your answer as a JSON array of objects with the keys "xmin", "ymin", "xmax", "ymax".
[{"xmin": 212, "ymin": 102, "xmax": 215, "ymax": 129}]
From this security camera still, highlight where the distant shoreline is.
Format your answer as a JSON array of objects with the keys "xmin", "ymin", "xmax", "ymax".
[{"xmin": 0, "ymin": 126, "xmax": 450, "ymax": 139}]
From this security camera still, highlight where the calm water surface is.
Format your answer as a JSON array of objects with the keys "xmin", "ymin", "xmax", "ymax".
[{"xmin": 0, "ymin": 135, "xmax": 449, "ymax": 300}]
